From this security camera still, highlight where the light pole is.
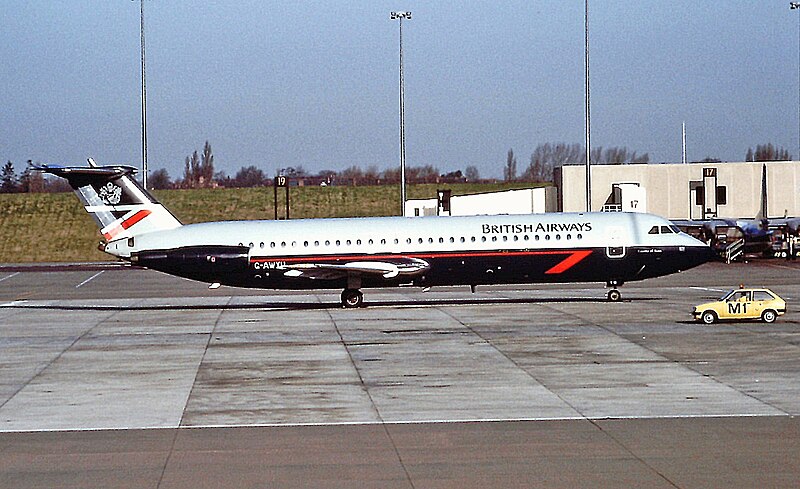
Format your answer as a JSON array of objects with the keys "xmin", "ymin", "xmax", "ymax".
[
  {"xmin": 138, "ymin": 0, "xmax": 149, "ymax": 189},
  {"xmin": 791, "ymin": 2, "xmax": 800, "ymax": 161},
  {"xmin": 584, "ymin": 0, "xmax": 591, "ymax": 212},
  {"xmin": 391, "ymin": 11, "xmax": 410, "ymax": 216}
]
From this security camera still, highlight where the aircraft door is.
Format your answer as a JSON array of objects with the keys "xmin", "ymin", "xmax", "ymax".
[{"xmin": 605, "ymin": 225, "xmax": 626, "ymax": 258}]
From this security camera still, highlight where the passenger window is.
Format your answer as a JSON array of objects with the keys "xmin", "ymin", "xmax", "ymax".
[
  {"xmin": 325, "ymin": 240, "xmax": 330, "ymax": 246},
  {"xmin": 303, "ymin": 241, "xmax": 308, "ymax": 247},
  {"xmin": 648, "ymin": 226, "xmax": 659, "ymax": 234},
  {"xmin": 439, "ymin": 237, "xmax": 444, "ymax": 243},
  {"xmin": 335, "ymin": 240, "xmax": 341, "ymax": 246},
  {"xmin": 346, "ymin": 240, "xmax": 351, "ymax": 246},
  {"xmin": 753, "ymin": 291, "xmax": 773, "ymax": 301},
  {"xmin": 356, "ymin": 239, "xmax": 361, "ymax": 245},
  {"xmin": 314, "ymin": 241, "xmax": 319, "ymax": 246}
]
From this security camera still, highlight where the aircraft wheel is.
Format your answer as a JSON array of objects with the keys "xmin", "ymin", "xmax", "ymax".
[
  {"xmin": 341, "ymin": 289, "xmax": 364, "ymax": 308},
  {"xmin": 761, "ymin": 310, "xmax": 777, "ymax": 323},
  {"xmin": 607, "ymin": 289, "xmax": 622, "ymax": 302},
  {"xmin": 701, "ymin": 310, "xmax": 717, "ymax": 324}
]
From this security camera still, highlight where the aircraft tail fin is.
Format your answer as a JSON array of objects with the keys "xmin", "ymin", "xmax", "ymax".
[
  {"xmin": 756, "ymin": 163, "xmax": 768, "ymax": 222},
  {"xmin": 37, "ymin": 160, "xmax": 182, "ymax": 253}
]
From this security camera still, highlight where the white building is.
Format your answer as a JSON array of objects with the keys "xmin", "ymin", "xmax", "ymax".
[
  {"xmin": 555, "ymin": 161, "xmax": 800, "ymax": 219},
  {"xmin": 405, "ymin": 187, "xmax": 557, "ymax": 217}
]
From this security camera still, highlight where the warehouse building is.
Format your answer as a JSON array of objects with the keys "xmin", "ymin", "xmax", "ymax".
[{"xmin": 555, "ymin": 161, "xmax": 800, "ymax": 220}]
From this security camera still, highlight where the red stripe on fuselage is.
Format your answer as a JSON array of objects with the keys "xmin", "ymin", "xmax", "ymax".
[{"xmin": 250, "ymin": 249, "xmax": 593, "ymax": 275}]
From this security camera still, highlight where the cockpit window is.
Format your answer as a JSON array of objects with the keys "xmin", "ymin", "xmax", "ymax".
[
  {"xmin": 669, "ymin": 225, "xmax": 681, "ymax": 233},
  {"xmin": 648, "ymin": 226, "xmax": 659, "ymax": 234},
  {"xmin": 660, "ymin": 225, "xmax": 673, "ymax": 234}
]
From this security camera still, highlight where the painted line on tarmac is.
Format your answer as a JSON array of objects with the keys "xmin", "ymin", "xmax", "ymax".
[
  {"xmin": 766, "ymin": 263, "xmax": 800, "ymax": 272},
  {"xmin": 0, "ymin": 272, "xmax": 20, "ymax": 283},
  {"xmin": 0, "ymin": 300, "xmax": 27, "ymax": 307},
  {"xmin": 75, "ymin": 271, "xmax": 104, "ymax": 288},
  {"xmin": 0, "ymin": 412, "xmax": 790, "ymax": 434},
  {"xmin": 690, "ymin": 286, "xmax": 725, "ymax": 292}
]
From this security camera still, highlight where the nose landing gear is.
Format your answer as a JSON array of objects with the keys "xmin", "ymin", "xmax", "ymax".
[
  {"xmin": 606, "ymin": 280, "xmax": 623, "ymax": 302},
  {"xmin": 341, "ymin": 288, "xmax": 364, "ymax": 308}
]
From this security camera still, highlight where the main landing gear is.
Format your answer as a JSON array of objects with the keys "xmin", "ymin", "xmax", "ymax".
[
  {"xmin": 341, "ymin": 288, "xmax": 364, "ymax": 308},
  {"xmin": 606, "ymin": 280, "xmax": 623, "ymax": 302}
]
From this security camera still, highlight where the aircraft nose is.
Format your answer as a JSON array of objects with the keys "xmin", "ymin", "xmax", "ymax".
[{"xmin": 688, "ymin": 244, "xmax": 719, "ymax": 266}]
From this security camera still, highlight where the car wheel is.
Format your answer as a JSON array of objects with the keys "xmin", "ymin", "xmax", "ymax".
[
  {"xmin": 761, "ymin": 310, "xmax": 777, "ymax": 323},
  {"xmin": 701, "ymin": 311, "xmax": 717, "ymax": 324}
]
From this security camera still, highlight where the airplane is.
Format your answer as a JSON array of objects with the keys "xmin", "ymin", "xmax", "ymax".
[
  {"xmin": 671, "ymin": 164, "xmax": 795, "ymax": 259},
  {"xmin": 37, "ymin": 160, "xmax": 716, "ymax": 307},
  {"xmin": 671, "ymin": 217, "xmax": 772, "ymax": 257}
]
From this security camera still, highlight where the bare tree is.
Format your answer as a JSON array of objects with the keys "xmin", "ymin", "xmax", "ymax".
[
  {"xmin": 747, "ymin": 143, "xmax": 791, "ymax": 161},
  {"xmin": 233, "ymin": 166, "xmax": 266, "ymax": 187},
  {"xmin": 20, "ymin": 160, "xmax": 45, "ymax": 193},
  {"xmin": 465, "ymin": 165, "xmax": 480, "ymax": 182},
  {"xmin": 199, "ymin": 141, "xmax": 214, "ymax": 186},
  {"xmin": 504, "ymin": 148, "xmax": 517, "ymax": 182},
  {"xmin": 149, "ymin": 168, "xmax": 172, "ymax": 189},
  {"xmin": 522, "ymin": 143, "xmax": 583, "ymax": 182}
]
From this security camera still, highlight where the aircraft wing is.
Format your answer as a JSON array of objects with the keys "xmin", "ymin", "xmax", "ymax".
[{"xmin": 277, "ymin": 257, "xmax": 430, "ymax": 280}]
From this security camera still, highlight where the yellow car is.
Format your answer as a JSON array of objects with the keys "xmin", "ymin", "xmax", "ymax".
[{"xmin": 692, "ymin": 287, "xmax": 786, "ymax": 324}]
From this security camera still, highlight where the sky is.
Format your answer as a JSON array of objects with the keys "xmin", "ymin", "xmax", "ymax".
[{"xmin": 1, "ymin": 1, "xmax": 799, "ymax": 181}]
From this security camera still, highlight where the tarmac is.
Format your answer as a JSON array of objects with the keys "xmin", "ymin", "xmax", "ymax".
[{"xmin": 0, "ymin": 260, "xmax": 798, "ymax": 488}]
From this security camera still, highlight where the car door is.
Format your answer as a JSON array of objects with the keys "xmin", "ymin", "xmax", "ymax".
[
  {"xmin": 723, "ymin": 291, "xmax": 751, "ymax": 319},
  {"xmin": 750, "ymin": 290, "xmax": 773, "ymax": 318}
]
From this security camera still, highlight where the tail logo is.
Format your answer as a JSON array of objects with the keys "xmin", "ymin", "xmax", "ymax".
[{"xmin": 98, "ymin": 183, "xmax": 123, "ymax": 205}]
